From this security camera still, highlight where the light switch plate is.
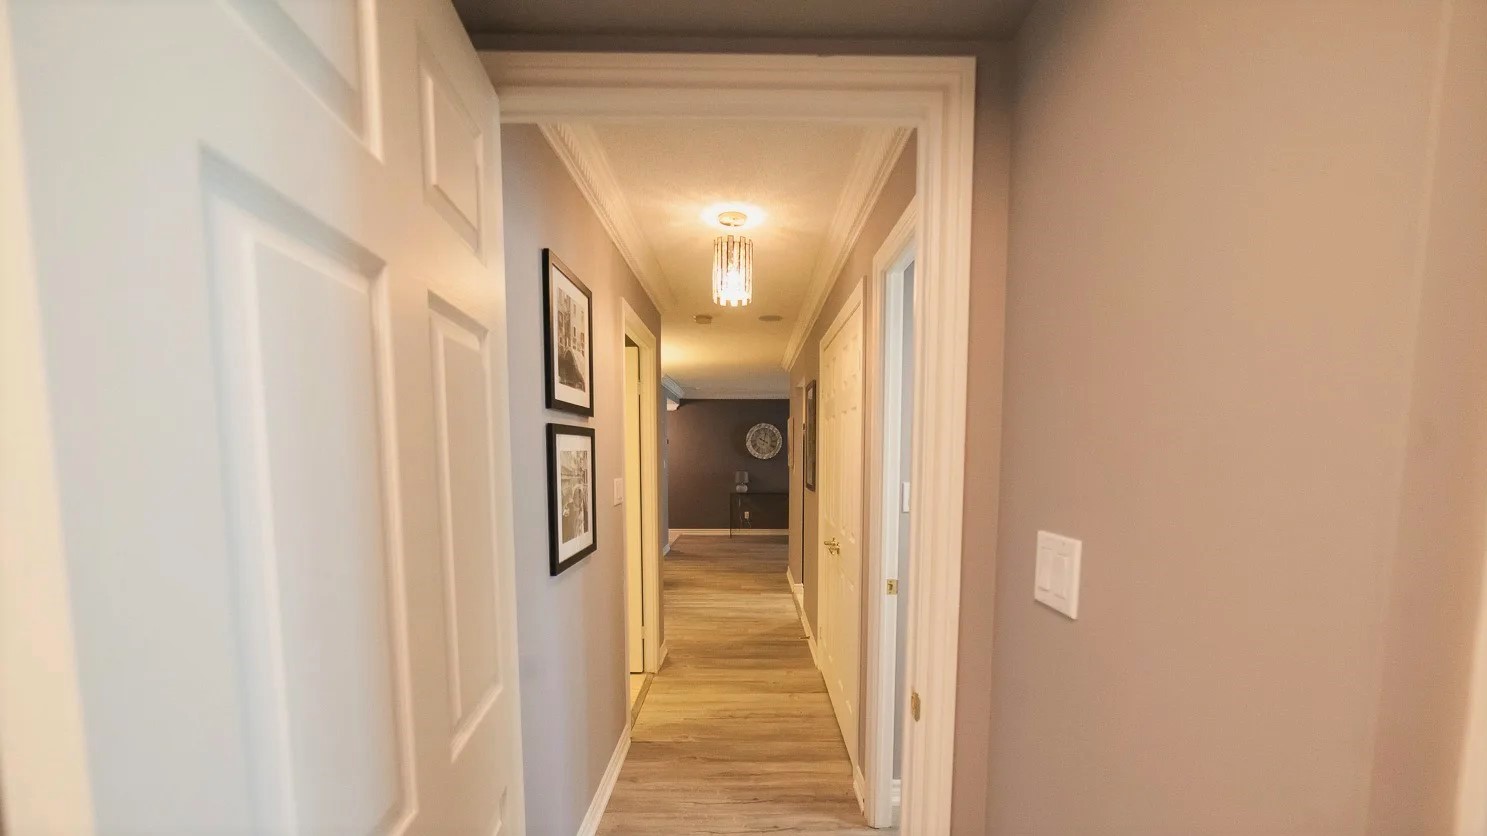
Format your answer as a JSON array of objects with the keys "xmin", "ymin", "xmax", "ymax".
[
  {"xmin": 1034, "ymin": 530, "xmax": 1082, "ymax": 619},
  {"xmin": 613, "ymin": 477, "xmax": 624, "ymax": 506}
]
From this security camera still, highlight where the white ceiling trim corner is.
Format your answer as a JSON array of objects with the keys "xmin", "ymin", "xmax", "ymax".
[
  {"xmin": 780, "ymin": 126, "xmax": 912, "ymax": 371},
  {"xmin": 660, "ymin": 375, "xmax": 687, "ymax": 400},
  {"xmin": 537, "ymin": 122, "xmax": 677, "ymax": 312}
]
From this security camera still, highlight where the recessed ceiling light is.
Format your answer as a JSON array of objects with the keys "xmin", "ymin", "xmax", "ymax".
[
  {"xmin": 758, "ymin": 314, "xmax": 783, "ymax": 322},
  {"xmin": 693, "ymin": 314, "xmax": 714, "ymax": 325}
]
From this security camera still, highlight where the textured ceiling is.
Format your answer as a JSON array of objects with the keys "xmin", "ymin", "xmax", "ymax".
[
  {"xmin": 583, "ymin": 120, "xmax": 875, "ymax": 396},
  {"xmin": 454, "ymin": 0, "xmax": 1035, "ymax": 41}
]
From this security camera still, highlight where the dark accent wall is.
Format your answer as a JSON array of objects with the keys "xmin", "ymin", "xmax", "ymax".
[{"xmin": 667, "ymin": 399, "xmax": 789, "ymax": 529}]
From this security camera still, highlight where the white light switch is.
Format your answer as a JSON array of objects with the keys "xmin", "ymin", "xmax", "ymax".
[
  {"xmin": 613, "ymin": 477, "xmax": 625, "ymax": 506},
  {"xmin": 1034, "ymin": 530, "xmax": 1082, "ymax": 619}
]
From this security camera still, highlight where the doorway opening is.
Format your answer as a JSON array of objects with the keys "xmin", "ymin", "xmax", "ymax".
[
  {"xmin": 863, "ymin": 199, "xmax": 919, "ymax": 826},
  {"xmin": 486, "ymin": 52, "xmax": 982, "ymax": 833},
  {"xmin": 622, "ymin": 298, "xmax": 665, "ymax": 709}
]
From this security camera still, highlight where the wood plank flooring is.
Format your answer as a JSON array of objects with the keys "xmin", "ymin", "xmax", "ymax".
[{"xmin": 598, "ymin": 534, "xmax": 886, "ymax": 835}]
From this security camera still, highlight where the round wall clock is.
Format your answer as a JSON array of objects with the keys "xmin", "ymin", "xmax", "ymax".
[{"xmin": 745, "ymin": 423, "xmax": 783, "ymax": 460}]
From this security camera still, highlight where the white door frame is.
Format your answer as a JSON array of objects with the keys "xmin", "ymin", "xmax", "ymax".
[
  {"xmin": 862, "ymin": 198, "xmax": 920, "ymax": 827},
  {"xmin": 479, "ymin": 52, "xmax": 980, "ymax": 832},
  {"xmin": 622, "ymin": 298, "xmax": 664, "ymax": 674}
]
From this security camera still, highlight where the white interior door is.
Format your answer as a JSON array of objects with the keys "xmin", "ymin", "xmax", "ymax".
[
  {"xmin": 818, "ymin": 287, "xmax": 866, "ymax": 768},
  {"xmin": 5, "ymin": 1, "xmax": 524, "ymax": 832},
  {"xmin": 625, "ymin": 344, "xmax": 646, "ymax": 674}
]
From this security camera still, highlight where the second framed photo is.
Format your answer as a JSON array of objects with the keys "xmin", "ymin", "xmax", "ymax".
[
  {"xmin": 542, "ymin": 249, "xmax": 595, "ymax": 416},
  {"xmin": 547, "ymin": 423, "xmax": 598, "ymax": 575},
  {"xmin": 803, "ymin": 380, "xmax": 818, "ymax": 491}
]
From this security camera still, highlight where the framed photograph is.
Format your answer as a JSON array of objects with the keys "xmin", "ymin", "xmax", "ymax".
[
  {"xmin": 547, "ymin": 423, "xmax": 598, "ymax": 575},
  {"xmin": 542, "ymin": 249, "xmax": 595, "ymax": 416},
  {"xmin": 803, "ymin": 380, "xmax": 818, "ymax": 491}
]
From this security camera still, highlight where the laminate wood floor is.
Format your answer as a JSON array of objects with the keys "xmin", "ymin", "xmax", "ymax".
[{"xmin": 598, "ymin": 534, "xmax": 888, "ymax": 835}]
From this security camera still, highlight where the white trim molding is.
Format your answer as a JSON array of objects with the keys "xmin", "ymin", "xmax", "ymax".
[
  {"xmin": 576, "ymin": 727, "xmax": 632, "ymax": 836},
  {"xmin": 660, "ymin": 375, "xmax": 686, "ymax": 401},
  {"xmin": 483, "ymin": 52, "xmax": 979, "ymax": 836},
  {"xmin": 621, "ymin": 299, "xmax": 665, "ymax": 676},
  {"xmin": 782, "ymin": 127, "xmax": 911, "ymax": 371},
  {"xmin": 539, "ymin": 123, "xmax": 676, "ymax": 313}
]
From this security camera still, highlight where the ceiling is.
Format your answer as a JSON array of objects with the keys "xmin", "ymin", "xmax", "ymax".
[
  {"xmin": 454, "ymin": 0, "xmax": 1036, "ymax": 41},
  {"xmin": 542, "ymin": 120, "xmax": 908, "ymax": 397}
]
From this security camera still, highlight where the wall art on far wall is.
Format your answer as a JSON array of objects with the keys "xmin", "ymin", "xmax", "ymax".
[
  {"xmin": 803, "ymin": 380, "xmax": 818, "ymax": 491},
  {"xmin": 547, "ymin": 423, "xmax": 598, "ymax": 575},
  {"xmin": 542, "ymin": 249, "xmax": 595, "ymax": 416}
]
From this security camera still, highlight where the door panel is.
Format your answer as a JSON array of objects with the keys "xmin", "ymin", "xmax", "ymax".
[
  {"xmin": 7, "ymin": 0, "xmax": 523, "ymax": 832},
  {"xmin": 818, "ymin": 290, "xmax": 865, "ymax": 768}
]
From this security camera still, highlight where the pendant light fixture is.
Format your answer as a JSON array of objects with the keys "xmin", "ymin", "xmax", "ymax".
[{"xmin": 712, "ymin": 210, "xmax": 753, "ymax": 307}]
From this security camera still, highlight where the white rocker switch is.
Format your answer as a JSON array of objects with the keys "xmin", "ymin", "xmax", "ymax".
[{"xmin": 1034, "ymin": 530, "xmax": 1082, "ymax": 619}]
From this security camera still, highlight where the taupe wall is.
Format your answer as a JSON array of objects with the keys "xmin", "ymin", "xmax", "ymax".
[
  {"xmin": 500, "ymin": 124, "xmax": 665, "ymax": 836},
  {"xmin": 788, "ymin": 135, "xmax": 916, "ymax": 633},
  {"xmin": 987, "ymin": 2, "xmax": 1487, "ymax": 833},
  {"xmin": 667, "ymin": 399, "xmax": 789, "ymax": 530}
]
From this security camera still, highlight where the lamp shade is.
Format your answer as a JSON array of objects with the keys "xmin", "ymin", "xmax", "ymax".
[{"xmin": 712, "ymin": 234, "xmax": 753, "ymax": 307}]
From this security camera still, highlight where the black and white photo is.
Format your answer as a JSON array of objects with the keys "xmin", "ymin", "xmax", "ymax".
[
  {"xmin": 547, "ymin": 424, "xmax": 597, "ymax": 574},
  {"xmin": 542, "ymin": 249, "xmax": 595, "ymax": 416},
  {"xmin": 803, "ymin": 380, "xmax": 818, "ymax": 491}
]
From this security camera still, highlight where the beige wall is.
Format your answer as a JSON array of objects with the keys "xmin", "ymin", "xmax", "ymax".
[
  {"xmin": 788, "ymin": 135, "xmax": 917, "ymax": 634},
  {"xmin": 500, "ymin": 124, "xmax": 665, "ymax": 836},
  {"xmin": 987, "ymin": 2, "xmax": 1487, "ymax": 833}
]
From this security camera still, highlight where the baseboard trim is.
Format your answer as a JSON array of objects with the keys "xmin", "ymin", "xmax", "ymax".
[
  {"xmin": 656, "ymin": 641, "xmax": 669, "ymax": 671},
  {"xmin": 661, "ymin": 542, "xmax": 671, "ymax": 556},
  {"xmin": 853, "ymin": 767, "xmax": 866, "ymax": 812},
  {"xmin": 576, "ymin": 726, "xmax": 632, "ymax": 836},
  {"xmin": 787, "ymin": 571, "xmax": 819, "ymax": 670},
  {"xmin": 668, "ymin": 528, "xmax": 789, "ymax": 537}
]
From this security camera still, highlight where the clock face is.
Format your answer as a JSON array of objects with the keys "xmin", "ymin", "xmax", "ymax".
[{"xmin": 746, "ymin": 423, "xmax": 783, "ymax": 460}]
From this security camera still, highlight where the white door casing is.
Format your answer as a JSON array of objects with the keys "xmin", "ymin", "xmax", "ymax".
[
  {"xmin": 3, "ymin": 1, "xmax": 525, "ymax": 832},
  {"xmin": 624, "ymin": 344, "xmax": 646, "ymax": 674},
  {"xmin": 819, "ymin": 283, "xmax": 866, "ymax": 769}
]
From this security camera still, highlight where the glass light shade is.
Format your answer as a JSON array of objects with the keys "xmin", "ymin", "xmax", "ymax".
[{"xmin": 712, "ymin": 234, "xmax": 753, "ymax": 307}]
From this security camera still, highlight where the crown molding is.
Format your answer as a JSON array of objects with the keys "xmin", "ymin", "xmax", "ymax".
[
  {"xmin": 781, "ymin": 126, "xmax": 911, "ymax": 371},
  {"xmin": 538, "ymin": 123, "xmax": 677, "ymax": 313},
  {"xmin": 660, "ymin": 375, "xmax": 687, "ymax": 401},
  {"xmin": 678, "ymin": 388, "xmax": 789, "ymax": 401}
]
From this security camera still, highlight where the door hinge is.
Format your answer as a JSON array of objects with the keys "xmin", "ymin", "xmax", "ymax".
[
  {"xmin": 886, "ymin": 579, "xmax": 899, "ymax": 595},
  {"xmin": 910, "ymin": 690, "xmax": 922, "ymax": 721}
]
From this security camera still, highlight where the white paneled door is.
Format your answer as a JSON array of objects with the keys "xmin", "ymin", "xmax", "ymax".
[
  {"xmin": 818, "ymin": 286, "xmax": 866, "ymax": 769},
  {"xmin": 4, "ymin": 0, "xmax": 524, "ymax": 832}
]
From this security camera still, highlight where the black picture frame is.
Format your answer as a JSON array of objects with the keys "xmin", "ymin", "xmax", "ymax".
[
  {"xmin": 547, "ymin": 423, "xmax": 598, "ymax": 575},
  {"xmin": 803, "ymin": 380, "xmax": 818, "ymax": 492},
  {"xmin": 542, "ymin": 249, "xmax": 596, "ymax": 417}
]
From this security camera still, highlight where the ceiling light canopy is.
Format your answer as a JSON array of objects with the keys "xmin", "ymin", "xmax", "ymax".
[
  {"xmin": 712, "ymin": 210, "xmax": 753, "ymax": 307},
  {"xmin": 700, "ymin": 202, "xmax": 766, "ymax": 230}
]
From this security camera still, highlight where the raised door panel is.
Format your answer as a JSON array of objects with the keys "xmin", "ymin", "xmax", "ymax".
[
  {"xmin": 223, "ymin": 0, "xmax": 379, "ymax": 148},
  {"xmin": 419, "ymin": 45, "xmax": 484, "ymax": 253},
  {"xmin": 207, "ymin": 194, "xmax": 415, "ymax": 835},
  {"xmin": 429, "ymin": 301, "xmax": 505, "ymax": 757}
]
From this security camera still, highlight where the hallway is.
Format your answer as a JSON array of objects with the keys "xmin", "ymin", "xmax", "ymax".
[{"xmin": 599, "ymin": 535, "xmax": 883, "ymax": 834}]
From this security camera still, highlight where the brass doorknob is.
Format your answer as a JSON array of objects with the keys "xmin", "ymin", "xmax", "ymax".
[{"xmin": 824, "ymin": 538, "xmax": 840, "ymax": 554}]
